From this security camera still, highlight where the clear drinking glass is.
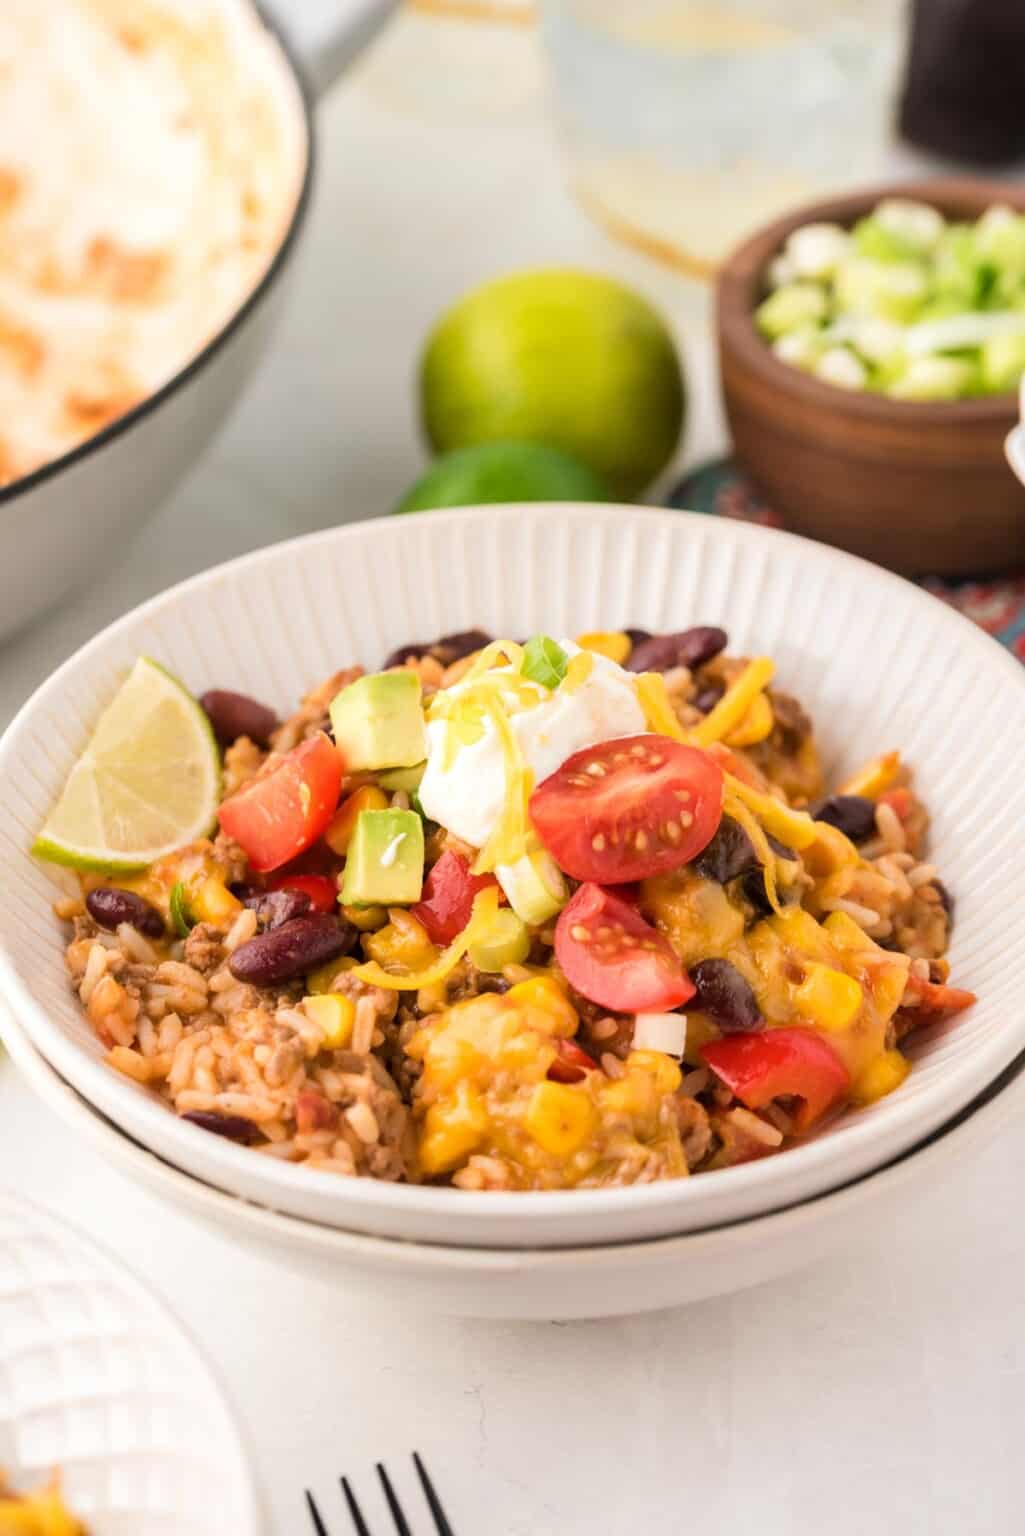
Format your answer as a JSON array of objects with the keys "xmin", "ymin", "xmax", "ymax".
[{"xmin": 540, "ymin": 0, "xmax": 905, "ymax": 277}]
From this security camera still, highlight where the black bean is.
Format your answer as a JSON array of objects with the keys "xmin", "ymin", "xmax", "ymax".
[
  {"xmin": 811, "ymin": 794, "xmax": 878, "ymax": 845},
  {"xmin": 694, "ymin": 817, "xmax": 759, "ymax": 885},
  {"xmin": 741, "ymin": 868, "xmax": 775, "ymax": 917},
  {"xmin": 86, "ymin": 887, "xmax": 165, "ymax": 939},
  {"xmin": 228, "ymin": 914, "xmax": 355, "ymax": 987},
  {"xmin": 242, "ymin": 888, "xmax": 313, "ymax": 930},
  {"xmin": 383, "ymin": 629, "xmax": 493, "ymax": 670},
  {"xmin": 182, "ymin": 1111, "xmax": 263, "ymax": 1145},
  {"xmin": 626, "ymin": 625, "xmax": 728, "ymax": 675},
  {"xmin": 690, "ymin": 958, "xmax": 762, "ymax": 1032},
  {"xmin": 200, "ymin": 689, "xmax": 278, "ymax": 748},
  {"xmin": 933, "ymin": 879, "xmax": 954, "ymax": 919},
  {"xmin": 692, "ymin": 682, "xmax": 725, "ymax": 714},
  {"xmin": 229, "ymin": 881, "xmax": 261, "ymax": 903}
]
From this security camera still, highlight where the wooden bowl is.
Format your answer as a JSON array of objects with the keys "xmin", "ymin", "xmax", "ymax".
[{"xmin": 717, "ymin": 179, "xmax": 1025, "ymax": 576}]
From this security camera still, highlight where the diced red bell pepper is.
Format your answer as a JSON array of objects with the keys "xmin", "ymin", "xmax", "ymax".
[
  {"xmin": 904, "ymin": 974, "xmax": 976, "ymax": 1015},
  {"xmin": 547, "ymin": 1038, "xmax": 600, "ymax": 1084},
  {"xmin": 410, "ymin": 851, "xmax": 499, "ymax": 945},
  {"xmin": 268, "ymin": 873, "xmax": 339, "ymax": 914},
  {"xmin": 702, "ymin": 1026, "xmax": 851, "ymax": 1132}
]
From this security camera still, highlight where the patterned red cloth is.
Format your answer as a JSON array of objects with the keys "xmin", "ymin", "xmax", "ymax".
[{"xmin": 669, "ymin": 458, "xmax": 1025, "ymax": 663}]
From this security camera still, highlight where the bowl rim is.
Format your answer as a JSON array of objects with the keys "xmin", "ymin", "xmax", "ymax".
[
  {"xmin": 3, "ymin": 502, "xmax": 1025, "ymax": 1238},
  {"xmin": 716, "ymin": 175, "xmax": 1025, "ymax": 427},
  {"xmin": 0, "ymin": 0, "xmax": 316, "ymax": 510},
  {"xmin": 3, "ymin": 981, "xmax": 1023, "ymax": 1265}
]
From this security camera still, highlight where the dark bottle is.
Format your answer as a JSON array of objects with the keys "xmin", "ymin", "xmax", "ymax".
[{"xmin": 899, "ymin": 0, "xmax": 1025, "ymax": 166}]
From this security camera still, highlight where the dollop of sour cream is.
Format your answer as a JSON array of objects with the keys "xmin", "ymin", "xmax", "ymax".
[{"xmin": 418, "ymin": 642, "xmax": 646, "ymax": 850}]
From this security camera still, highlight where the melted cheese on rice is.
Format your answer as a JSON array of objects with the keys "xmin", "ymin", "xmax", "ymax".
[{"xmin": 0, "ymin": 0, "xmax": 306, "ymax": 484}]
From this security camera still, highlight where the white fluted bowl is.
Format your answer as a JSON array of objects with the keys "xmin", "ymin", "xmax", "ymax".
[
  {"xmin": 1, "ymin": 504, "xmax": 1023, "ymax": 1250},
  {"xmin": 0, "ymin": 1186, "xmax": 261, "ymax": 1532}
]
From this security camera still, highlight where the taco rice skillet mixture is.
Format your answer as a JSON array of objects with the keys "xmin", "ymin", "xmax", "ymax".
[{"xmin": 34, "ymin": 626, "xmax": 975, "ymax": 1191}]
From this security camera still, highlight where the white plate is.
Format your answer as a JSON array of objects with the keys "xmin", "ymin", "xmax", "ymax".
[
  {"xmin": 1, "ymin": 503, "xmax": 1024, "ymax": 1249},
  {"xmin": 2, "ymin": 988, "xmax": 1022, "ymax": 1320},
  {"xmin": 0, "ymin": 1186, "xmax": 262, "ymax": 1533}
]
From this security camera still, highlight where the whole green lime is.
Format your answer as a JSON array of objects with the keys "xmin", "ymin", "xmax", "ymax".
[
  {"xmin": 393, "ymin": 440, "xmax": 610, "ymax": 514},
  {"xmin": 419, "ymin": 269, "xmax": 686, "ymax": 499}
]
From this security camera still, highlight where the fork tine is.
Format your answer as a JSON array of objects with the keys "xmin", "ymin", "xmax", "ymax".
[
  {"xmin": 376, "ymin": 1463, "xmax": 413, "ymax": 1536},
  {"xmin": 412, "ymin": 1453, "xmax": 455, "ymax": 1536},
  {"xmin": 306, "ymin": 1490, "xmax": 331, "ymax": 1536},
  {"xmin": 341, "ymin": 1476, "xmax": 373, "ymax": 1536}
]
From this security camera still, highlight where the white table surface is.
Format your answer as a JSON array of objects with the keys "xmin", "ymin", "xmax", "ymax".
[{"xmin": 2, "ymin": 12, "xmax": 1024, "ymax": 1534}]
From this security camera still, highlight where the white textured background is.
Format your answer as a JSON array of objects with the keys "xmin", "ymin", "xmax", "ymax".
[{"xmin": 2, "ymin": 10, "xmax": 1025, "ymax": 1534}]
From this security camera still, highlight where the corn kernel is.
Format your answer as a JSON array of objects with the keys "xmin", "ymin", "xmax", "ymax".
[
  {"xmin": 724, "ymin": 690, "xmax": 774, "ymax": 747},
  {"xmin": 823, "ymin": 910, "xmax": 875, "ymax": 952},
  {"xmin": 628, "ymin": 1049, "xmax": 683, "ymax": 1095},
  {"xmin": 794, "ymin": 964, "xmax": 863, "ymax": 1032},
  {"xmin": 326, "ymin": 785, "xmax": 389, "ymax": 855},
  {"xmin": 364, "ymin": 909, "xmax": 436, "ymax": 971},
  {"xmin": 305, "ymin": 957, "xmax": 358, "ymax": 994},
  {"xmin": 853, "ymin": 1048, "xmax": 910, "ymax": 1105},
  {"xmin": 506, "ymin": 975, "xmax": 578, "ymax": 1035},
  {"xmin": 341, "ymin": 903, "xmax": 388, "ymax": 932},
  {"xmin": 303, "ymin": 992, "xmax": 356, "ymax": 1050},
  {"xmin": 576, "ymin": 630, "xmax": 632, "ymax": 665},
  {"xmin": 525, "ymin": 1081, "xmax": 597, "ymax": 1156},
  {"xmin": 768, "ymin": 906, "xmax": 833, "ymax": 958},
  {"xmin": 804, "ymin": 821, "xmax": 861, "ymax": 877},
  {"xmin": 192, "ymin": 876, "xmax": 242, "ymax": 926},
  {"xmin": 419, "ymin": 1081, "xmax": 488, "ymax": 1174}
]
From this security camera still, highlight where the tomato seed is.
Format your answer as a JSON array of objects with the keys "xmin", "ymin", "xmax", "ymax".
[
  {"xmin": 591, "ymin": 833, "xmax": 606, "ymax": 852},
  {"xmin": 665, "ymin": 821, "xmax": 682, "ymax": 844},
  {"xmin": 649, "ymin": 755, "xmax": 664, "ymax": 767},
  {"xmin": 586, "ymin": 763, "xmax": 606, "ymax": 777},
  {"xmin": 634, "ymin": 830, "xmax": 648, "ymax": 851},
  {"xmin": 680, "ymin": 810, "xmax": 694, "ymax": 828},
  {"xmin": 571, "ymin": 924, "xmax": 589, "ymax": 942}
]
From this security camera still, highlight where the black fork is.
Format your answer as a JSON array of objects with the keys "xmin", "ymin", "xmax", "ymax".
[{"xmin": 306, "ymin": 1453, "xmax": 455, "ymax": 1535}]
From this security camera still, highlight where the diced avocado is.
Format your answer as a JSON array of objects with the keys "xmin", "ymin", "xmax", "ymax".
[
  {"xmin": 981, "ymin": 329, "xmax": 1025, "ymax": 392},
  {"xmin": 340, "ymin": 808, "xmax": 424, "ymax": 906},
  {"xmin": 329, "ymin": 671, "xmax": 427, "ymax": 772},
  {"xmin": 377, "ymin": 762, "xmax": 426, "ymax": 793},
  {"xmin": 754, "ymin": 282, "xmax": 827, "ymax": 341}
]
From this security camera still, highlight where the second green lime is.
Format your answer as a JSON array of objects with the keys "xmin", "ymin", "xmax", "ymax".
[
  {"xmin": 419, "ymin": 269, "xmax": 686, "ymax": 499},
  {"xmin": 393, "ymin": 441, "xmax": 610, "ymax": 514}
]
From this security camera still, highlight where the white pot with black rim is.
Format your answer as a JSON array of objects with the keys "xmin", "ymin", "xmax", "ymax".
[{"xmin": 0, "ymin": 0, "xmax": 397, "ymax": 643}]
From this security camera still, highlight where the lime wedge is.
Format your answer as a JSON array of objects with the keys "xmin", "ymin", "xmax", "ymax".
[{"xmin": 33, "ymin": 657, "xmax": 221, "ymax": 873}]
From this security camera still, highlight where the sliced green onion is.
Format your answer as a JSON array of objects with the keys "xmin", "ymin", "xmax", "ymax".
[
  {"xmin": 521, "ymin": 635, "xmax": 569, "ymax": 690},
  {"xmin": 169, "ymin": 881, "xmax": 196, "ymax": 938}
]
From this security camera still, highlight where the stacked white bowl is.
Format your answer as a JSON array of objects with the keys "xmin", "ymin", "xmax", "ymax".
[{"xmin": 3, "ymin": 505, "xmax": 1024, "ymax": 1317}]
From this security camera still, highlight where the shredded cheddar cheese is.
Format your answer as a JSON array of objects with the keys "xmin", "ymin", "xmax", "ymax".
[
  {"xmin": 351, "ymin": 886, "xmax": 502, "ymax": 991},
  {"xmin": 688, "ymin": 657, "xmax": 775, "ymax": 748}
]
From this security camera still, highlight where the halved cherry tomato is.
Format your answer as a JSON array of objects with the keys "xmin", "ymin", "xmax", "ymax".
[
  {"xmin": 530, "ymin": 734, "xmax": 723, "ymax": 884},
  {"xmin": 547, "ymin": 1038, "xmax": 600, "ymax": 1084},
  {"xmin": 218, "ymin": 732, "xmax": 343, "ymax": 873},
  {"xmin": 702, "ymin": 1027, "xmax": 850, "ymax": 1132},
  {"xmin": 410, "ymin": 851, "xmax": 499, "ymax": 945},
  {"xmin": 268, "ymin": 873, "xmax": 339, "ymax": 914},
  {"xmin": 554, "ymin": 882, "xmax": 694, "ymax": 1013},
  {"xmin": 904, "ymin": 974, "xmax": 976, "ymax": 1015}
]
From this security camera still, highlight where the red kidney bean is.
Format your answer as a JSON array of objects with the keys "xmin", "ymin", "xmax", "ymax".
[
  {"xmin": 228, "ymin": 914, "xmax": 355, "ymax": 987},
  {"xmin": 182, "ymin": 1111, "xmax": 263, "ymax": 1145},
  {"xmin": 690, "ymin": 958, "xmax": 762, "ymax": 1032},
  {"xmin": 626, "ymin": 625, "xmax": 728, "ymax": 675},
  {"xmin": 86, "ymin": 887, "xmax": 165, "ymax": 939},
  {"xmin": 811, "ymin": 794, "xmax": 877, "ymax": 844},
  {"xmin": 242, "ymin": 888, "xmax": 313, "ymax": 930},
  {"xmin": 200, "ymin": 689, "xmax": 278, "ymax": 748},
  {"xmin": 692, "ymin": 682, "xmax": 725, "ymax": 714},
  {"xmin": 694, "ymin": 817, "xmax": 759, "ymax": 885},
  {"xmin": 624, "ymin": 627, "xmax": 651, "ymax": 648},
  {"xmin": 383, "ymin": 629, "xmax": 493, "ymax": 670}
]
